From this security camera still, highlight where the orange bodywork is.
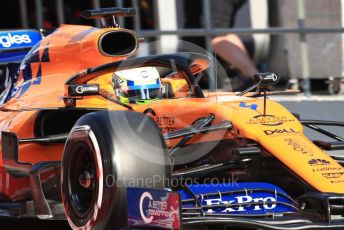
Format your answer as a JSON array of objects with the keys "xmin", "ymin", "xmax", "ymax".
[{"xmin": 0, "ymin": 24, "xmax": 343, "ymax": 200}]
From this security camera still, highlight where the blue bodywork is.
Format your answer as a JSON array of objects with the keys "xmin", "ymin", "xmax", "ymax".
[
  {"xmin": 179, "ymin": 182, "xmax": 295, "ymax": 215},
  {"xmin": 0, "ymin": 30, "xmax": 42, "ymax": 64},
  {"xmin": 127, "ymin": 183, "xmax": 296, "ymax": 230}
]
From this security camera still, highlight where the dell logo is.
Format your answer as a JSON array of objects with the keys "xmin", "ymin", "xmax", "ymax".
[{"xmin": 264, "ymin": 128, "xmax": 298, "ymax": 136}]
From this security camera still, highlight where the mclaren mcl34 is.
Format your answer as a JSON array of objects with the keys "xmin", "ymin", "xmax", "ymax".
[{"xmin": 0, "ymin": 7, "xmax": 343, "ymax": 230}]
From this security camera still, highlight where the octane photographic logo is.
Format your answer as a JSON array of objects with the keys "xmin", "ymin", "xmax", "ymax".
[
  {"xmin": 0, "ymin": 32, "xmax": 32, "ymax": 48},
  {"xmin": 106, "ymin": 39, "xmax": 232, "ymax": 166}
]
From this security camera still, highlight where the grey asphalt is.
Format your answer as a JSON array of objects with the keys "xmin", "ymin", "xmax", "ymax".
[{"xmin": 276, "ymin": 96, "xmax": 344, "ymax": 141}]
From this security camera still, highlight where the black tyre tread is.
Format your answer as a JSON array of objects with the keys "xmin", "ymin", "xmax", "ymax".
[{"xmin": 62, "ymin": 110, "xmax": 171, "ymax": 230}]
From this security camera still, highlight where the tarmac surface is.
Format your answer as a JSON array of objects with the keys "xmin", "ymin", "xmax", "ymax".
[{"xmin": 275, "ymin": 95, "xmax": 344, "ymax": 141}]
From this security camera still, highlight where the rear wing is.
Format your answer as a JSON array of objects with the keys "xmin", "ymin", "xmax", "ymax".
[{"xmin": 0, "ymin": 29, "xmax": 42, "ymax": 65}]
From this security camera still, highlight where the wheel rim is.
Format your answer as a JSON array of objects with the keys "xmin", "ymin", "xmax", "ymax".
[
  {"xmin": 332, "ymin": 84, "xmax": 340, "ymax": 94},
  {"xmin": 68, "ymin": 142, "xmax": 97, "ymax": 218}
]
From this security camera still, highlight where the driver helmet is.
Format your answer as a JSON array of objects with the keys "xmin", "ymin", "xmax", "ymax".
[{"xmin": 112, "ymin": 67, "xmax": 162, "ymax": 104}]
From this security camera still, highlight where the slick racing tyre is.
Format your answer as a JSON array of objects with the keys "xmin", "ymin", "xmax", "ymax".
[{"xmin": 61, "ymin": 111, "xmax": 171, "ymax": 230}]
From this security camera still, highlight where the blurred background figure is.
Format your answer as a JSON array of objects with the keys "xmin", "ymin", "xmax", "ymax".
[
  {"xmin": 183, "ymin": 0, "xmax": 261, "ymax": 90},
  {"xmin": 210, "ymin": 0, "xmax": 258, "ymax": 81}
]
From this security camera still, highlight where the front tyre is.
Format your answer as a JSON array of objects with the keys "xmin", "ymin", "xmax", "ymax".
[{"xmin": 61, "ymin": 111, "xmax": 171, "ymax": 230}]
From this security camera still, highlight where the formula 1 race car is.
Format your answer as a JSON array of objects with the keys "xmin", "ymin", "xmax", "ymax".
[{"xmin": 0, "ymin": 7, "xmax": 344, "ymax": 230}]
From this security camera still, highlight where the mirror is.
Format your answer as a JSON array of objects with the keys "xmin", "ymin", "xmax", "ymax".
[{"xmin": 254, "ymin": 73, "xmax": 279, "ymax": 86}]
